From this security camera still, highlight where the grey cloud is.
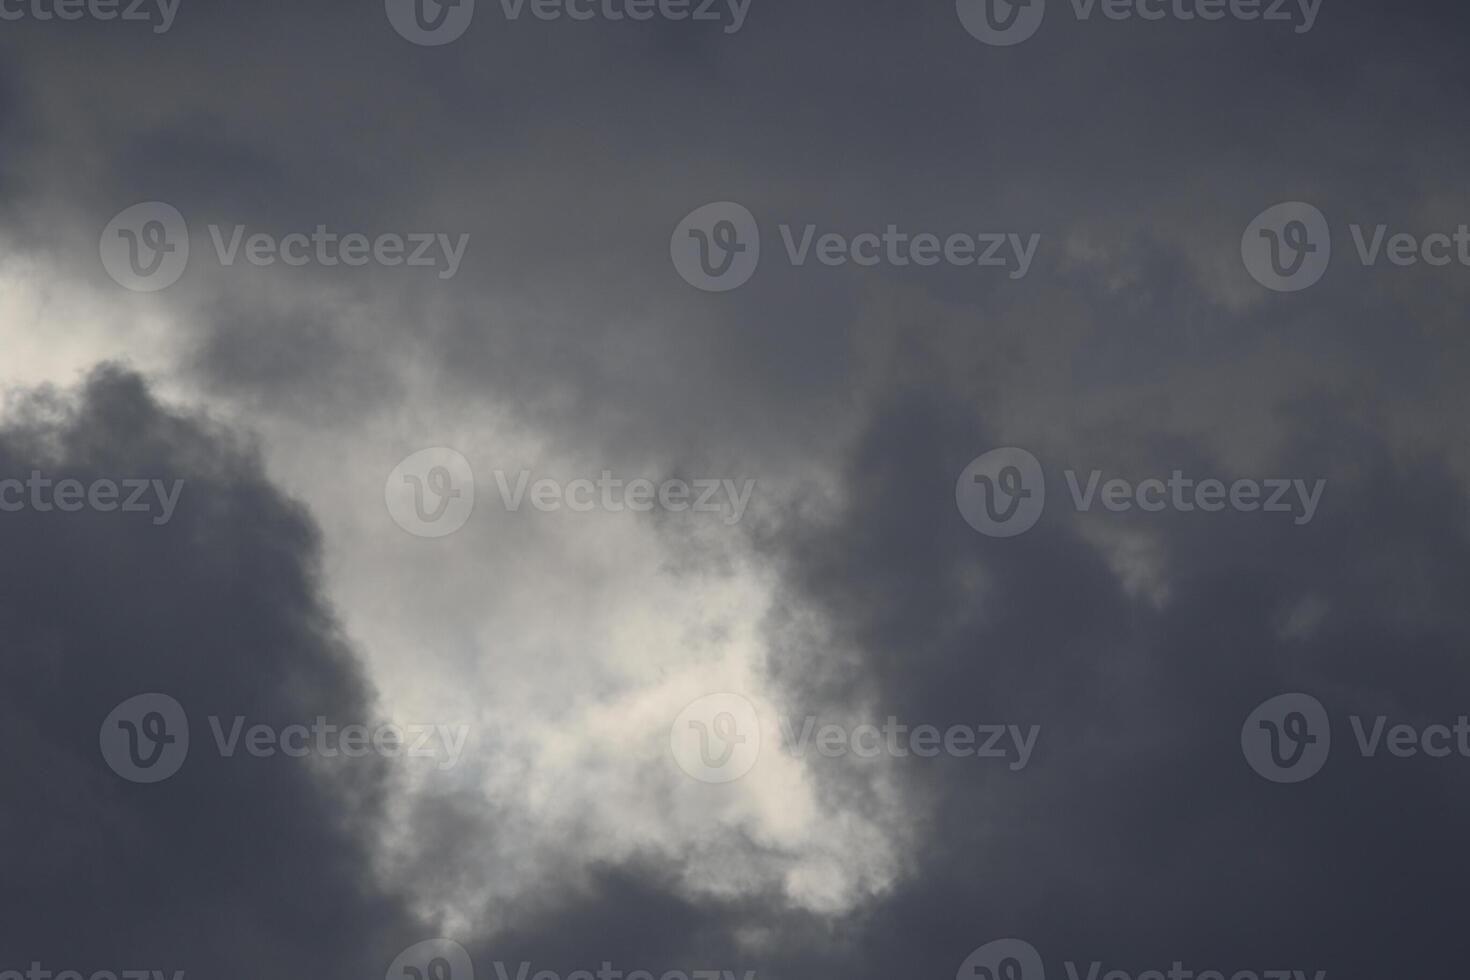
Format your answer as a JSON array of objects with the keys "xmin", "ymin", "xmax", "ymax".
[
  {"xmin": 0, "ymin": 367, "xmax": 428, "ymax": 978},
  {"xmin": 759, "ymin": 387, "xmax": 1470, "ymax": 978},
  {"xmin": 2, "ymin": 2, "xmax": 1470, "ymax": 979}
]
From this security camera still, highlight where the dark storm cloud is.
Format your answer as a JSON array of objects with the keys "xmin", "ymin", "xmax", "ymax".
[
  {"xmin": 2, "ymin": 0, "xmax": 1470, "ymax": 977},
  {"xmin": 759, "ymin": 382, "xmax": 1470, "ymax": 978},
  {"xmin": 0, "ymin": 369, "xmax": 819, "ymax": 980},
  {"xmin": 15, "ymin": 0, "xmax": 1455, "ymax": 470},
  {"xmin": 6, "ymin": 0, "xmax": 1468, "ymax": 464},
  {"xmin": 0, "ymin": 367, "xmax": 426, "ymax": 978}
]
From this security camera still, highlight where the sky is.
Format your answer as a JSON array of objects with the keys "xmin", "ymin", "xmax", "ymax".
[{"xmin": 3, "ymin": 2, "xmax": 1470, "ymax": 979}]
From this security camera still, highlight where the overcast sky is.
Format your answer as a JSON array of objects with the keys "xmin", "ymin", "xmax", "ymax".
[{"xmin": 3, "ymin": 2, "xmax": 1470, "ymax": 979}]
